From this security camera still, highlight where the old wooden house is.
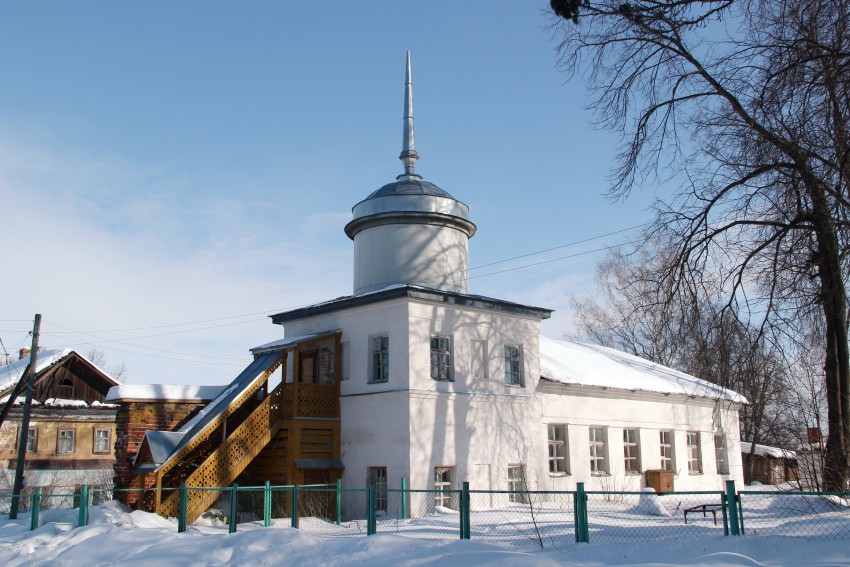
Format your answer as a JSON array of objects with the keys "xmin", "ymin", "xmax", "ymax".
[{"xmin": 0, "ymin": 348, "xmax": 119, "ymax": 490}]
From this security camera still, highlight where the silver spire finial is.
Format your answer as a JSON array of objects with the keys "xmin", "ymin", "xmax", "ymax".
[{"xmin": 399, "ymin": 50, "xmax": 420, "ymax": 179}]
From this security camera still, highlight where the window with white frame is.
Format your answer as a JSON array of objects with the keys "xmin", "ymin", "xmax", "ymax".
[
  {"xmin": 548, "ymin": 424, "xmax": 569, "ymax": 474},
  {"xmin": 507, "ymin": 464, "xmax": 528, "ymax": 503},
  {"xmin": 660, "ymin": 431, "xmax": 674, "ymax": 471},
  {"xmin": 434, "ymin": 467, "xmax": 454, "ymax": 509},
  {"xmin": 589, "ymin": 427, "xmax": 608, "ymax": 475},
  {"xmin": 369, "ymin": 335, "xmax": 389, "ymax": 383},
  {"xmin": 57, "ymin": 428, "xmax": 75, "ymax": 454},
  {"xmin": 715, "ymin": 434, "xmax": 729, "ymax": 474},
  {"xmin": 368, "ymin": 466, "xmax": 388, "ymax": 512},
  {"xmin": 623, "ymin": 428, "xmax": 641, "ymax": 474},
  {"xmin": 25, "ymin": 427, "xmax": 37, "ymax": 453},
  {"xmin": 504, "ymin": 345, "xmax": 523, "ymax": 386},
  {"xmin": 94, "ymin": 428, "xmax": 111, "ymax": 454},
  {"xmin": 687, "ymin": 431, "xmax": 702, "ymax": 473},
  {"xmin": 430, "ymin": 336, "xmax": 452, "ymax": 382}
]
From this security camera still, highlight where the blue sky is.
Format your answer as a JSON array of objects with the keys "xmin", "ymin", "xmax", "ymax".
[{"xmin": 0, "ymin": 1, "xmax": 657, "ymax": 385}]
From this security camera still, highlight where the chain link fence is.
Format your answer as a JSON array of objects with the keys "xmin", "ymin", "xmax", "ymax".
[
  {"xmin": 737, "ymin": 490, "xmax": 850, "ymax": 538},
  {"xmin": 4, "ymin": 482, "xmax": 850, "ymax": 546},
  {"xmin": 584, "ymin": 490, "xmax": 726, "ymax": 543}
]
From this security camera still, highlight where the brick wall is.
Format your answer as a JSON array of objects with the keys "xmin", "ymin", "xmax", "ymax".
[{"xmin": 113, "ymin": 401, "xmax": 205, "ymax": 509}]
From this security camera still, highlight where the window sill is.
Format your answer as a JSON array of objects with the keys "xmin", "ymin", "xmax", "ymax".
[
  {"xmin": 549, "ymin": 472, "xmax": 570, "ymax": 478},
  {"xmin": 591, "ymin": 472, "xmax": 611, "ymax": 477},
  {"xmin": 689, "ymin": 472, "xmax": 704, "ymax": 476},
  {"xmin": 505, "ymin": 384, "xmax": 526, "ymax": 389},
  {"xmin": 367, "ymin": 381, "xmax": 388, "ymax": 385},
  {"xmin": 625, "ymin": 472, "xmax": 643, "ymax": 476}
]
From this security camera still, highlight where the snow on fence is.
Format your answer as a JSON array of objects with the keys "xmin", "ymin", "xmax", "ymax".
[{"xmin": 2, "ymin": 482, "xmax": 850, "ymax": 547}]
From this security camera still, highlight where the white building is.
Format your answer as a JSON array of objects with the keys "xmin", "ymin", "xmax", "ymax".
[
  {"xmin": 113, "ymin": 53, "xmax": 745, "ymax": 519},
  {"xmin": 268, "ymin": 52, "xmax": 745, "ymax": 499}
]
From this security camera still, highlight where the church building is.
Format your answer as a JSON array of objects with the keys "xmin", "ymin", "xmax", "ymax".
[{"xmin": 108, "ymin": 53, "xmax": 745, "ymax": 522}]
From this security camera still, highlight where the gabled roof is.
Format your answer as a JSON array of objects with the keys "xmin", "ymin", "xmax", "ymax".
[
  {"xmin": 742, "ymin": 442, "xmax": 796, "ymax": 460},
  {"xmin": 0, "ymin": 348, "xmax": 119, "ymax": 398},
  {"xmin": 539, "ymin": 337, "xmax": 746, "ymax": 404},
  {"xmin": 134, "ymin": 431, "xmax": 187, "ymax": 472}
]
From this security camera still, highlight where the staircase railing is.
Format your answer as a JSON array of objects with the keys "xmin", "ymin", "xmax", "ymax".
[{"xmin": 159, "ymin": 383, "xmax": 285, "ymax": 522}]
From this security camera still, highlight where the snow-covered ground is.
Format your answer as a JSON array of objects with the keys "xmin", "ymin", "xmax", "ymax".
[{"xmin": 2, "ymin": 492, "xmax": 850, "ymax": 566}]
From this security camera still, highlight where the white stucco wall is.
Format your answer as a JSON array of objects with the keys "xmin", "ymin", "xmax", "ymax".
[
  {"xmin": 353, "ymin": 224, "xmax": 470, "ymax": 295},
  {"xmin": 276, "ymin": 294, "xmax": 744, "ymax": 509}
]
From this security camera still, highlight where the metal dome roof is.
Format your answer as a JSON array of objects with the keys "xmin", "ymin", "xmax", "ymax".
[{"xmin": 366, "ymin": 177, "xmax": 455, "ymax": 199}]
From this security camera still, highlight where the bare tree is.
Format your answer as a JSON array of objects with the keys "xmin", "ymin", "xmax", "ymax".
[
  {"xmin": 86, "ymin": 348, "xmax": 128, "ymax": 382},
  {"xmin": 551, "ymin": 0, "xmax": 850, "ymax": 489}
]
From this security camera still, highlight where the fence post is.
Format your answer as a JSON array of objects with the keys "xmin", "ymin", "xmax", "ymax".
[
  {"xmin": 178, "ymin": 482, "xmax": 188, "ymax": 533},
  {"xmin": 461, "ymin": 482, "xmax": 471, "ymax": 539},
  {"xmin": 264, "ymin": 481, "xmax": 272, "ymax": 528},
  {"xmin": 725, "ymin": 480, "xmax": 740, "ymax": 536},
  {"xmin": 291, "ymin": 485, "xmax": 299, "ymax": 529},
  {"xmin": 30, "ymin": 488, "xmax": 41, "ymax": 531},
  {"xmin": 78, "ymin": 485, "xmax": 89, "ymax": 528},
  {"xmin": 720, "ymin": 490, "xmax": 729, "ymax": 536},
  {"xmin": 401, "ymin": 477, "xmax": 408, "ymax": 520},
  {"xmin": 575, "ymin": 482, "xmax": 589, "ymax": 543},
  {"xmin": 335, "ymin": 479, "xmax": 342, "ymax": 526},
  {"xmin": 367, "ymin": 483, "xmax": 377, "ymax": 535},
  {"xmin": 229, "ymin": 483, "xmax": 238, "ymax": 534}
]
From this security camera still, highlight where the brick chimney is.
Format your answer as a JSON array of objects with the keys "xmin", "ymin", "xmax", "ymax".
[
  {"xmin": 18, "ymin": 347, "xmax": 31, "ymax": 360},
  {"xmin": 807, "ymin": 427, "xmax": 822, "ymax": 444}
]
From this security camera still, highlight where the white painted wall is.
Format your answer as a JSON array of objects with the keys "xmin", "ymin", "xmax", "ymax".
[
  {"xmin": 277, "ymin": 294, "xmax": 745, "ymax": 513},
  {"xmin": 353, "ymin": 224, "xmax": 469, "ymax": 295}
]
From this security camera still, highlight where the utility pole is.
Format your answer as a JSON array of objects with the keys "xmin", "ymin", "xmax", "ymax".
[{"xmin": 9, "ymin": 314, "xmax": 41, "ymax": 519}]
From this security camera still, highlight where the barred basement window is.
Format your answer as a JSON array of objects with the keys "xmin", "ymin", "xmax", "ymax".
[
  {"xmin": 548, "ymin": 424, "xmax": 569, "ymax": 474},
  {"xmin": 434, "ymin": 467, "xmax": 454, "ymax": 509},
  {"xmin": 368, "ymin": 466, "xmax": 388, "ymax": 512},
  {"xmin": 623, "ymin": 428, "xmax": 641, "ymax": 474},
  {"xmin": 430, "ymin": 336, "xmax": 453, "ymax": 382}
]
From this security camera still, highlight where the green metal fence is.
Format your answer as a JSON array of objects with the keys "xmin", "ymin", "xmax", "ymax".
[{"xmin": 4, "ymin": 481, "xmax": 850, "ymax": 547}]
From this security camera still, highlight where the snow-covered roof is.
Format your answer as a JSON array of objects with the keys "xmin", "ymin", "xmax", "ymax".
[
  {"xmin": 106, "ymin": 384, "xmax": 227, "ymax": 403},
  {"xmin": 742, "ymin": 442, "xmax": 796, "ymax": 459},
  {"xmin": 0, "ymin": 348, "xmax": 119, "ymax": 395},
  {"xmin": 250, "ymin": 330, "xmax": 340, "ymax": 355},
  {"xmin": 539, "ymin": 337, "xmax": 747, "ymax": 404}
]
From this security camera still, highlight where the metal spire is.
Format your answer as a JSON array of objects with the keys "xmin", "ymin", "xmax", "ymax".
[{"xmin": 399, "ymin": 50, "xmax": 420, "ymax": 179}]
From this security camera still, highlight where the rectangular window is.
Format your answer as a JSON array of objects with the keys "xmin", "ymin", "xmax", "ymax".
[
  {"xmin": 687, "ymin": 431, "xmax": 702, "ymax": 473},
  {"xmin": 715, "ymin": 434, "xmax": 729, "ymax": 475},
  {"xmin": 471, "ymin": 340, "xmax": 488, "ymax": 380},
  {"xmin": 94, "ymin": 428, "xmax": 111, "ymax": 454},
  {"xmin": 368, "ymin": 466, "xmax": 388, "ymax": 512},
  {"xmin": 430, "ymin": 336, "xmax": 452, "ymax": 382},
  {"xmin": 504, "ymin": 345, "xmax": 523, "ymax": 386},
  {"xmin": 589, "ymin": 427, "xmax": 607, "ymax": 475},
  {"xmin": 369, "ymin": 336, "xmax": 389, "ymax": 383},
  {"xmin": 548, "ymin": 424, "xmax": 569, "ymax": 474},
  {"xmin": 623, "ymin": 428, "xmax": 641, "ymax": 474},
  {"xmin": 434, "ymin": 467, "xmax": 454, "ymax": 509},
  {"xmin": 660, "ymin": 431, "xmax": 674, "ymax": 472},
  {"xmin": 25, "ymin": 427, "xmax": 37, "ymax": 453},
  {"xmin": 57, "ymin": 429, "xmax": 75, "ymax": 454},
  {"xmin": 507, "ymin": 464, "xmax": 528, "ymax": 503}
]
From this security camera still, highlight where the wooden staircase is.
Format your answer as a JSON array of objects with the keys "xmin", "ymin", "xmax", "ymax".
[{"xmin": 158, "ymin": 380, "xmax": 287, "ymax": 524}]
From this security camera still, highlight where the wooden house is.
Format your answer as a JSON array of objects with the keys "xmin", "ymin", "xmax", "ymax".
[{"xmin": 0, "ymin": 348, "xmax": 119, "ymax": 489}]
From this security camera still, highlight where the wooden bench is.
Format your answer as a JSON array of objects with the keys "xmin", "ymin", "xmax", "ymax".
[{"xmin": 683, "ymin": 503, "xmax": 725, "ymax": 525}]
